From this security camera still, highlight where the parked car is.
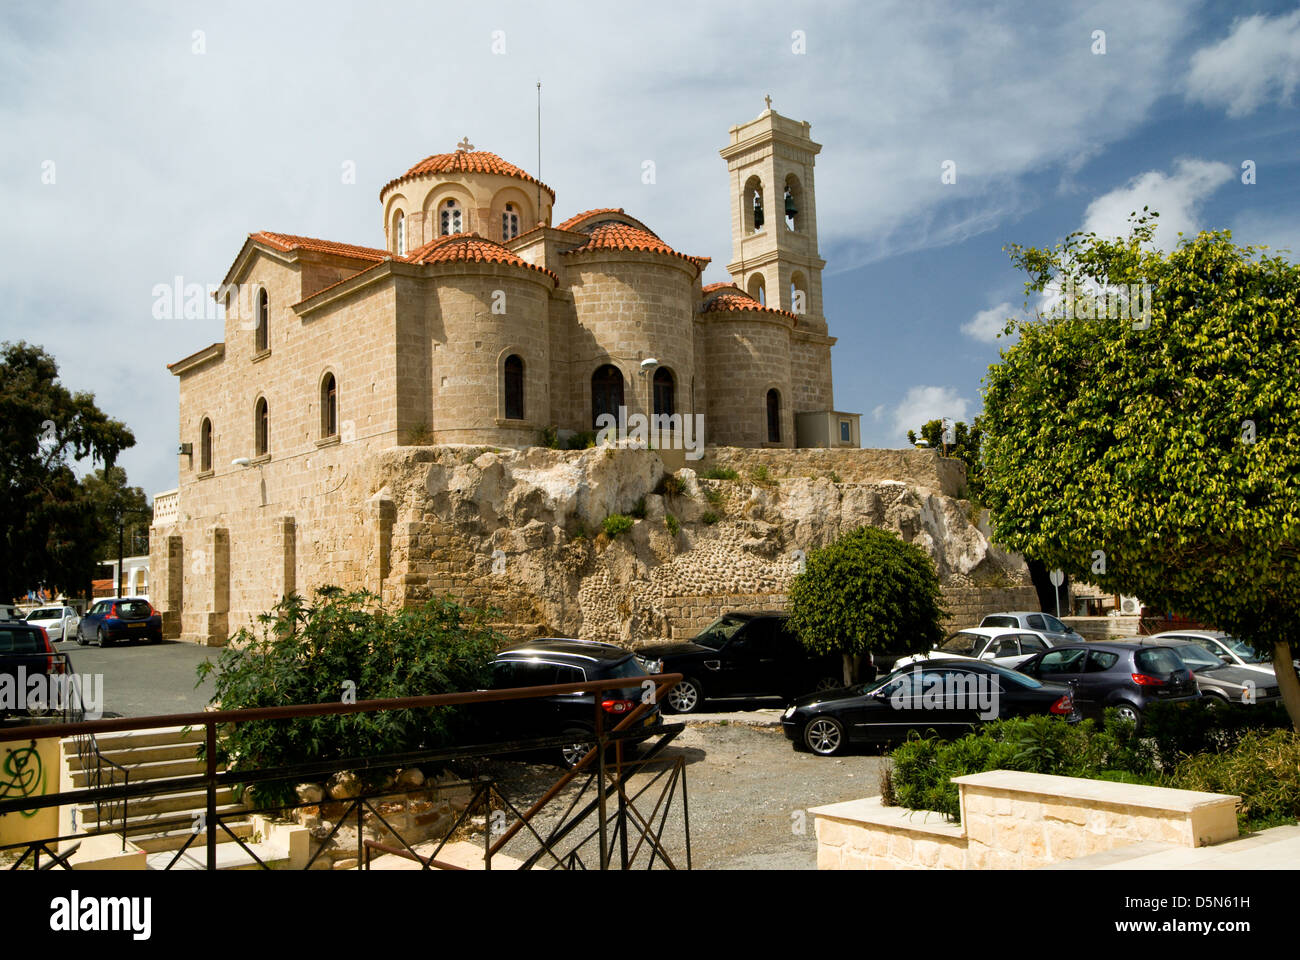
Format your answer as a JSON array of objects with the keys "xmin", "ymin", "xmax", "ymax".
[
  {"xmin": 1134, "ymin": 637, "xmax": 1281, "ymax": 709},
  {"xmin": 893, "ymin": 626, "xmax": 1056, "ymax": 670},
  {"xmin": 0, "ymin": 604, "xmax": 24, "ymax": 622},
  {"xmin": 979, "ymin": 611, "xmax": 1082, "ymax": 645},
  {"xmin": 25, "ymin": 605, "xmax": 80, "ymax": 642},
  {"xmin": 1015, "ymin": 641, "xmax": 1201, "ymax": 727},
  {"xmin": 478, "ymin": 639, "xmax": 662, "ymax": 767},
  {"xmin": 1147, "ymin": 629, "xmax": 1299, "ymax": 676},
  {"xmin": 75, "ymin": 597, "xmax": 162, "ymax": 646},
  {"xmin": 642, "ymin": 611, "xmax": 846, "ymax": 715},
  {"xmin": 0, "ymin": 622, "xmax": 61, "ymax": 719},
  {"xmin": 781, "ymin": 660, "xmax": 1076, "ymax": 756}
]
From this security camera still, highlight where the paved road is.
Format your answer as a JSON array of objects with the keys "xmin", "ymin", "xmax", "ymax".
[{"xmin": 51, "ymin": 637, "xmax": 218, "ymax": 718}]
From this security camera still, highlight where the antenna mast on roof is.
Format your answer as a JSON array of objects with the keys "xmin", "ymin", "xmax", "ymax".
[{"xmin": 536, "ymin": 80, "xmax": 542, "ymax": 225}]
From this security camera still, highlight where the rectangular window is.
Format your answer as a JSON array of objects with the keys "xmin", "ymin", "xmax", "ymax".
[{"xmin": 839, "ymin": 420, "xmax": 851, "ymax": 443}]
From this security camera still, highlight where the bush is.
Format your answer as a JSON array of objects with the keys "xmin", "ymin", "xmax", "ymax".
[
  {"xmin": 1171, "ymin": 729, "xmax": 1300, "ymax": 831},
  {"xmin": 602, "ymin": 513, "xmax": 634, "ymax": 537},
  {"xmin": 750, "ymin": 465, "xmax": 773, "ymax": 484},
  {"xmin": 665, "ymin": 513, "xmax": 680, "ymax": 537},
  {"xmin": 629, "ymin": 497, "xmax": 647, "ymax": 520},
  {"xmin": 703, "ymin": 485, "xmax": 723, "ymax": 506},
  {"xmin": 656, "ymin": 473, "xmax": 684, "ymax": 497},
  {"xmin": 565, "ymin": 430, "xmax": 597, "ymax": 450},
  {"xmin": 827, "ymin": 471, "xmax": 842, "ymax": 484},
  {"xmin": 701, "ymin": 467, "xmax": 739, "ymax": 481},
  {"xmin": 195, "ymin": 588, "xmax": 500, "ymax": 807},
  {"xmin": 539, "ymin": 425, "xmax": 560, "ymax": 449},
  {"xmin": 701, "ymin": 511, "xmax": 720, "ymax": 525}
]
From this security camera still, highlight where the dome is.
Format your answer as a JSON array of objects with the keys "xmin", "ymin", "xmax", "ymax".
[
  {"xmin": 403, "ymin": 233, "xmax": 557, "ymax": 284},
  {"xmin": 380, "ymin": 150, "xmax": 555, "ymax": 202}
]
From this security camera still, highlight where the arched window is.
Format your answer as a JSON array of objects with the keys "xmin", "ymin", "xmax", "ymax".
[
  {"xmin": 200, "ymin": 418, "xmax": 213, "ymax": 472},
  {"xmin": 255, "ymin": 288, "xmax": 269, "ymax": 353},
  {"xmin": 254, "ymin": 397, "xmax": 269, "ymax": 456},
  {"xmin": 653, "ymin": 367, "xmax": 675, "ymax": 417},
  {"xmin": 747, "ymin": 273, "xmax": 766, "ymax": 307},
  {"xmin": 395, "ymin": 212, "xmax": 406, "ymax": 256},
  {"xmin": 766, "ymin": 389, "xmax": 781, "ymax": 443},
  {"xmin": 504, "ymin": 354, "xmax": 524, "ymax": 420},
  {"xmin": 591, "ymin": 364, "xmax": 625, "ymax": 430},
  {"xmin": 440, "ymin": 199, "xmax": 463, "ymax": 236},
  {"xmin": 321, "ymin": 373, "xmax": 338, "ymax": 438},
  {"xmin": 784, "ymin": 174, "xmax": 803, "ymax": 232},
  {"xmin": 501, "ymin": 203, "xmax": 519, "ymax": 241},
  {"xmin": 744, "ymin": 176, "xmax": 764, "ymax": 232},
  {"xmin": 790, "ymin": 271, "xmax": 808, "ymax": 315}
]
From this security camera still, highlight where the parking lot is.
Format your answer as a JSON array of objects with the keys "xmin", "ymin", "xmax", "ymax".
[{"xmin": 49, "ymin": 636, "xmax": 217, "ymax": 717}]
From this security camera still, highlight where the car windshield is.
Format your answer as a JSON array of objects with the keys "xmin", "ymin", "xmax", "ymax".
[
  {"xmin": 1170, "ymin": 644, "xmax": 1222, "ymax": 671},
  {"xmin": 1135, "ymin": 647, "xmax": 1184, "ymax": 678},
  {"xmin": 693, "ymin": 615, "xmax": 749, "ymax": 650},
  {"xmin": 1220, "ymin": 636, "xmax": 1267, "ymax": 664},
  {"xmin": 939, "ymin": 632, "xmax": 986, "ymax": 656},
  {"xmin": 27, "ymin": 608, "xmax": 61, "ymax": 620},
  {"xmin": 981, "ymin": 616, "xmax": 1018, "ymax": 629}
]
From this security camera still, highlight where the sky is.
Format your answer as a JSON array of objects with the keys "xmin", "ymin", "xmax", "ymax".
[{"xmin": 2, "ymin": 0, "xmax": 1298, "ymax": 500}]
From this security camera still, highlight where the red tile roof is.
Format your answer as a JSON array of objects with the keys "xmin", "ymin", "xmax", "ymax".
[
  {"xmin": 404, "ymin": 234, "xmax": 558, "ymax": 284},
  {"xmin": 701, "ymin": 285, "xmax": 799, "ymax": 323},
  {"xmin": 381, "ymin": 151, "xmax": 555, "ymax": 201},
  {"xmin": 563, "ymin": 221, "xmax": 701, "ymax": 272},
  {"xmin": 250, "ymin": 231, "xmax": 390, "ymax": 262},
  {"xmin": 554, "ymin": 208, "xmax": 626, "ymax": 232}
]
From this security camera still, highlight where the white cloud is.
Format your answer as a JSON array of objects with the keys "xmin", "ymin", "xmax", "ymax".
[
  {"xmin": 889, "ymin": 386, "xmax": 971, "ymax": 441},
  {"xmin": 1231, "ymin": 210, "xmax": 1300, "ymax": 262},
  {"xmin": 1187, "ymin": 10, "xmax": 1300, "ymax": 117},
  {"xmin": 1078, "ymin": 158, "xmax": 1234, "ymax": 250},
  {"xmin": 962, "ymin": 301, "xmax": 1014, "ymax": 342}
]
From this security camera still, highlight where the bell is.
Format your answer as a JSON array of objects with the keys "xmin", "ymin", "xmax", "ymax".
[
  {"xmin": 752, "ymin": 193, "xmax": 764, "ymax": 229},
  {"xmin": 784, "ymin": 186, "xmax": 798, "ymax": 218}
]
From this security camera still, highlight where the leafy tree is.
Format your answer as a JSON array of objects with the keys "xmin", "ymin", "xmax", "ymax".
[
  {"xmin": 196, "ymin": 588, "xmax": 500, "ymax": 805},
  {"xmin": 981, "ymin": 214, "xmax": 1300, "ymax": 730},
  {"xmin": 907, "ymin": 418, "xmax": 986, "ymax": 500},
  {"xmin": 81, "ymin": 466, "xmax": 152, "ymax": 565},
  {"xmin": 0, "ymin": 342, "xmax": 134, "ymax": 600},
  {"xmin": 787, "ymin": 527, "xmax": 947, "ymax": 684}
]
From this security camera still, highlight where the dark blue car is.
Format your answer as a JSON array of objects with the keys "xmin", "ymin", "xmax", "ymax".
[{"xmin": 75, "ymin": 597, "xmax": 162, "ymax": 646}]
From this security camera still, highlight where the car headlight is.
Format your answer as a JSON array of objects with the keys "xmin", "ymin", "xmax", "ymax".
[{"xmin": 782, "ymin": 706, "xmax": 796, "ymax": 719}]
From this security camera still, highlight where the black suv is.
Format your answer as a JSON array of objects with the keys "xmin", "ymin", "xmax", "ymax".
[
  {"xmin": 479, "ymin": 639, "xmax": 662, "ymax": 767},
  {"xmin": 1, "ymin": 622, "xmax": 60, "ymax": 720},
  {"xmin": 642, "ymin": 611, "xmax": 846, "ymax": 714}
]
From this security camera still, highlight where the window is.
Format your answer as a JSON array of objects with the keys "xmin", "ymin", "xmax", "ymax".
[
  {"xmin": 502, "ymin": 203, "xmax": 519, "ymax": 240},
  {"xmin": 744, "ymin": 176, "xmax": 764, "ymax": 232},
  {"xmin": 395, "ymin": 212, "xmax": 406, "ymax": 256},
  {"xmin": 255, "ymin": 289, "xmax": 269, "ymax": 353},
  {"xmin": 200, "ymin": 418, "xmax": 212, "ymax": 472},
  {"xmin": 1086, "ymin": 650, "xmax": 1119, "ymax": 672},
  {"xmin": 1038, "ymin": 648, "xmax": 1087, "ymax": 675},
  {"xmin": 766, "ymin": 389, "xmax": 781, "ymax": 443},
  {"xmin": 653, "ymin": 367, "xmax": 674, "ymax": 418},
  {"xmin": 784, "ymin": 175, "xmax": 803, "ymax": 232},
  {"xmin": 1043, "ymin": 615, "xmax": 1067, "ymax": 634},
  {"xmin": 1027, "ymin": 614, "xmax": 1047, "ymax": 630},
  {"xmin": 591, "ymin": 364, "xmax": 624, "ymax": 430},
  {"xmin": 504, "ymin": 354, "xmax": 524, "ymax": 420},
  {"xmin": 992, "ymin": 637, "xmax": 1021, "ymax": 657},
  {"xmin": 1019, "ymin": 634, "xmax": 1047, "ymax": 653},
  {"xmin": 321, "ymin": 374, "xmax": 338, "ymax": 438},
  {"xmin": 839, "ymin": 420, "xmax": 851, "ymax": 443},
  {"xmin": 254, "ymin": 397, "xmax": 269, "ymax": 456},
  {"xmin": 747, "ymin": 273, "xmax": 766, "ymax": 306},
  {"xmin": 440, "ymin": 199, "xmax": 463, "ymax": 235}
]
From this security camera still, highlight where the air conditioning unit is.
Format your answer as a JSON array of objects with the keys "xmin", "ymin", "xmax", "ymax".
[{"xmin": 1119, "ymin": 596, "xmax": 1141, "ymax": 616}]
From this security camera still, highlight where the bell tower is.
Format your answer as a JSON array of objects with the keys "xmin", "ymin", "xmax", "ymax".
[{"xmin": 720, "ymin": 99, "xmax": 827, "ymax": 334}]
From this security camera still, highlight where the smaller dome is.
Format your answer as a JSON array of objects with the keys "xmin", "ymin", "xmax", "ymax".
[
  {"xmin": 404, "ymin": 233, "xmax": 557, "ymax": 284},
  {"xmin": 563, "ymin": 220, "xmax": 702, "ymax": 272},
  {"xmin": 701, "ymin": 284, "xmax": 799, "ymax": 323}
]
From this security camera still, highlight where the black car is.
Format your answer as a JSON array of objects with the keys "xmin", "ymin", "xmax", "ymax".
[
  {"xmin": 781, "ymin": 660, "xmax": 1076, "ymax": 756},
  {"xmin": 75, "ymin": 597, "xmax": 162, "ymax": 646},
  {"xmin": 478, "ymin": 639, "xmax": 662, "ymax": 767},
  {"xmin": 643, "ymin": 611, "xmax": 845, "ymax": 715},
  {"xmin": 1134, "ymin": 637, "xmax": 1281, "ymax": 709},
  {"xmin": 0, "ymin": 622, "xmax": 61, "ymax": 720},
  {"xmin": 1015, "ymin": 641, "xmax": 1201, "ymax": 727}
]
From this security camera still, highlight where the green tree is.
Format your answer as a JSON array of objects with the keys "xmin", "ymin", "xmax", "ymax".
[
  {"xmin": 0, "ymin": 342, "xmax": 135, "ymax": 600},
  {"xmin": 81, "ymin": 466, "xmax": 152, "ymax": 564},
  {"xmin": 907, "ymin": 418, "xmax": 985, "ymax": 500},
  {"xmin": 787, "ymin": 527, "xmax": 947, "ymax": 684},
  {"xmin": 981, "ymin": 214, "xmax": 1300, "ymax": 730}
]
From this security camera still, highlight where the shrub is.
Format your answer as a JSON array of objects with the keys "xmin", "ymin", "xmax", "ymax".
[
  {"xmin": 703, "ymin": 485, "xmax": 723, "ymax": 506},
  {"xmin": 701, "ymin": 467, "xmax": 739, "ymax": 481},
  {"xmin": 656, "ymin": 473, "xmax": 684, "ymax": 497},
  {"xmin": 665, "ymin": 513, "xmax": 680, "ymax": 537},
  {"xmin": 565, "ymin": 430, "xmax": 597, "ymax": 450},
  {"xmin": 195, "ymin": 588, "xmax": 500, "ymax": 807},
  {"xmin": 701, "ymin": 511, "xmax": 720, "ymax": 525},
  {"xmin": 602, "ymin": 513, "xmax": 634, "ymax": 537},
  {"xmin": 1170, "ymin": 729, "xmax": 1300, "ymax": 831},
  {"xmin": 826, "ymin": 471, "xmax": 842, "ymax": 484},
  {"xmin": 629, "ymin": 497, "xmax": 647, "ymax": 520},
  {"xmin": 539, "ymin": 425, "xmax": 560, "ymax": 449},
  {"xmin": 750, "ymin": 465, "xmax": 773, "ymax": 484}
]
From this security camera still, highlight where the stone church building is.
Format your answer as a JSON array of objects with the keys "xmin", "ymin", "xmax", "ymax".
[{"xmin": 151, "ymin": 107, "xmax": 892, "ymax": 645}]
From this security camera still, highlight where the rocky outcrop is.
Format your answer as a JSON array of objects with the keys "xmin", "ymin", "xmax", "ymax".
[{"xmin": 363, "ymin": 445, "xmax": 1032, "ymax": 642}]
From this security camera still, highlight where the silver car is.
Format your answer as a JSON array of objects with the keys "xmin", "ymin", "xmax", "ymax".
[
  {"xmin": 979, "ymin": 611, "xmax": 1082, "ymax": 646},
  {"xmin": 894, "ymin": 626, "xmax": 1057, "ymax": 670},
  {"xmin": 25, "ymin": 605, "xmax": 81, "ymax": 641},
  {"xmin": 1148, "ymin": 629, "xmax": 1299, "ymax": 677}
]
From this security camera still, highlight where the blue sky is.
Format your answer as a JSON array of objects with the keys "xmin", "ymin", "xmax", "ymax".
[{"xmin": 2, "ymin": 0, "xmax": 1297, "ymax": 498}]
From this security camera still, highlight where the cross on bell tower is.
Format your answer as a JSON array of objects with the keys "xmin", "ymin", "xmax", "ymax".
[{"xmin": 720, "ymin": 105, "xmax": 826, "ymax": 333}]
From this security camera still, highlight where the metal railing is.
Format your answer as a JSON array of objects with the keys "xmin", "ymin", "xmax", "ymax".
[{"xmin": 0, "ymin": 672, "xmax": 688, "ymax": 870}]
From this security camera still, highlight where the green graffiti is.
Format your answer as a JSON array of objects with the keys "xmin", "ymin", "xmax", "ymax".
[{"xmin": 0, "ymin": 744, "xmax": 45, "ymax": 818}]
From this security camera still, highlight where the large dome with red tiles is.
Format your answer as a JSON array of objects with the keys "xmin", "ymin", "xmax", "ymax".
[{"xmin": 380, "ymin": 149, "xmax": 555, "ymax": 201}]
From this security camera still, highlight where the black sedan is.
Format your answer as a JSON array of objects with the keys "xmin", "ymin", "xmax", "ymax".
[
  {"xmin": 781, "ymin": 660, "xmax": 1076, "ymax": 756},
  {"xmin": 75, "ymin": 597, "xmax": 162, "ymax": 646}
]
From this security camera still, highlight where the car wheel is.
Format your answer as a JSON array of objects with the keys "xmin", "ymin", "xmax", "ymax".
[
  {"xmin": 803, "ymin": 716, "xmax": 846, "ymax": 756},
  {"xmin": 1115, "ymin": 703, "xmax": 1140, "ymax": 726},
  {"xmin": 663, "ymin": 677, "xmax": 703, "ymax": 715},
  {"xmin": 1204, "ymin": 694, "xmax": 1231, "ymax": 713},
  {"xmin": 96, "ymin": 626, "xmax": 108, "ymax": 648},
  {"xmin": 75, "ymin": 629, "xmax": 87, "ymax": 646},
  {"xmin": 558, "ymin": 728, "xmax": 596, "ymax": 769}
]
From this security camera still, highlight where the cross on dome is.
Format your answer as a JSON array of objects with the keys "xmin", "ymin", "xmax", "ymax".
[
  {"xmin": 764, "ymin": 94, "xmax": 772, "ymax": 110},
  {"xmin": 456, "ymin": 137, "xmax": 474, "ymax": 152}
]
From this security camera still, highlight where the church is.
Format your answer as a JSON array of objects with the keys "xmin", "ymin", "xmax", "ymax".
[{"xmin": 153, "ymin": 105, "xmax": 863, "ymax": 644}]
